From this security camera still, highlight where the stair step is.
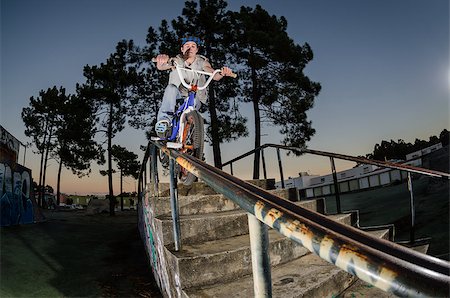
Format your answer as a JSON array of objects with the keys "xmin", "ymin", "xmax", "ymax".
[
  {"xmin": 155, "ymin": 210, "xmax": 248, "ymax": 246},
  {"xmin": 184, "ymin": 229, "xmax": 391, "ymax": 297},
  {"xmin": 165, "ymin": 229, "xmax": 308, "ymax": 290},
  {"xmin": 365, "ymin": 228, "xmax": 390, "ymax": 240},
  {"xmin": 184, "ymin": 253, "xmax": 354, "ymax": 297},
  {"xmin": 152, "ymin": 194, "xmax": 239, "ymax": 217},
  {"xmin": 339, "ymin": 279, "xmax": 395, "ymax": 297},
  {"xmin": 152, "ymin": 178, "xmax": 276, "ymax": 197},
  {"xmin": 294, "ymin": 199, "xmax": 325, "ymax": 214},
  {"xmin": 157, "ymin": 210, "xmax": 354, "ymax": 246},
  {"xmin": 152, "ymin": 194, "xmax": 325, "ymax": 217},
  {"xmin": 151, "ymin": 181, "xmax": 218, "ymax": 197},
  {"xmin": 163, "ymin": 213, "xmax": 355, "ymax": 289}
]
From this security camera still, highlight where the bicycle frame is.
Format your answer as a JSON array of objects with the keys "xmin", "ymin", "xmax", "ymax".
[{"xmin": 163, "ymin": 62, "xmax": 221, "ymax": 148}]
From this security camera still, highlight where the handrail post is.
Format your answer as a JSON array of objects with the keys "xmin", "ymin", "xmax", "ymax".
[
  {"xmin": 276, "ymin": 148, "xmax": 285, "ymax": 189},
  {"xmin": 169, "ymin": 158, "xmax": 181, "ymax": 251},
  {"xmin": 330, "ymin": 157, "xmax": 341, "ymax": 214},
  {"xmin": 151, "ymin": 145, "xmax": 159, "ymax": 196},
  {"xmin": 261, "ymin": 148, "xmax": 267, "ymax": 180},
  {"xmin": 143, "ymin": 165, "xmax": 147, "ymax": 189},
  {"xmin": 407, "ymin": 172, "xmax": 415, "ymax": 244},
  {"xmin": 248, "ymin": 214, "xmax": 272, "ymax": 297},
  {"xmin": 230, "ymin": 163, "xmax": 234, "ymax": 176}
]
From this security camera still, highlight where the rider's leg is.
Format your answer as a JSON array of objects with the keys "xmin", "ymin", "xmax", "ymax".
[
  {"xmin": 157, "ymin": 84, "xmax": 180, "ymax": 122},
  {"xmin": 194, "ymin": 97, "xmax": 202, "ymax": 111},
  {"xmin": 155, "ymin": 84, "xmax": 180, "ymax": 137}
]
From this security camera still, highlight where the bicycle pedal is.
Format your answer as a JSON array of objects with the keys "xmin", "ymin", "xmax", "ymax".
[{"xmin": 166, "ymin": 142, "xmax": 183, "ymax": 149}]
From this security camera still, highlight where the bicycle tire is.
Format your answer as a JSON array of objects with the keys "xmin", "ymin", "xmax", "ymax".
[{"xmin": 179, "ymin": 110, "xmax": 204, "ymax": 185}]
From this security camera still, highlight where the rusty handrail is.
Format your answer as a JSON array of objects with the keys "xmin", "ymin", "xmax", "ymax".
[{"xmin": 138, "ymin": 140, "xmax": 450, "ymax": 297}]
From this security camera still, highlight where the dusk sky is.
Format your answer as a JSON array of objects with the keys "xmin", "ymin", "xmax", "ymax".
[{"xmin": 1, "ymin": 0, "xmax": 448, "ymax": 195}]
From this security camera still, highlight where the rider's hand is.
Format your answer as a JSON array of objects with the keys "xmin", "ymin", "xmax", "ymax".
[
  {"xmin": 156, "ymin": 54, "xmax": 169, "ymax": 65},
  {"xmin": 220, "ymin": 67, "xmax": 233, "ymax": 77}
]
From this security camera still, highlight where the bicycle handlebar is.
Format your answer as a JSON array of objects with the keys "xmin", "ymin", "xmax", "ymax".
[{"xmin": 152, "ymin": 57, "xmax": 237, "ymax": 91}]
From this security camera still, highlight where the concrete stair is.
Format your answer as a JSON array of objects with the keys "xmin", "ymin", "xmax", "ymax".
[
  {"xmin": 164, "ymin": 213, "xmax": 355, "ymax": 290},
  {"xmin": 144, "ymin": 180, "xmax": 393, "ymax": 297},
  {"xmin": 183, "ymin": 229, "xmax": 391, "ymax": 297}
]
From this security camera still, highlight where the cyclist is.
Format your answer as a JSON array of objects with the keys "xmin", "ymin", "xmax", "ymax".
[{"xmin": 154, "ymin": 36, "xmax": 233, "ymax": 138}]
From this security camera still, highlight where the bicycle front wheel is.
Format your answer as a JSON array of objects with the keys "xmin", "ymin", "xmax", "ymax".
[{"xmin": 179, "ymin": 110, "xmax": 204, "ymax": 185}]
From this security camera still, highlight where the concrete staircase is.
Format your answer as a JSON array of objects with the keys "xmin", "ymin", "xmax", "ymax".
[{"xmin": 142, "ymin": 180, "xmax": 394, "ymax": 297}]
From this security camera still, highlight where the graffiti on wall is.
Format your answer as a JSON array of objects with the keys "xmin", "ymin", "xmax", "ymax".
[
  {"xmin": 0, "ymin": 126, "xmax": 21, "ymax": 163},
  {"xmin": 0, "ymin": 162, "xmax": 35, "ymax": 226},
  {"xmin": 138, "ymin": 190, "xmax": 176, "ymax": 297}
]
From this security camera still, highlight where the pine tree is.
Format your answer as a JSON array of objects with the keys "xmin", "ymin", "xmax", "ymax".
[
  {"xmin": 230, "ymin": 5, "xmax": 321, "ymax": 178},
  {"xmin": 78, "ymin": 40, "xmax": 139, "ymax": 215}
]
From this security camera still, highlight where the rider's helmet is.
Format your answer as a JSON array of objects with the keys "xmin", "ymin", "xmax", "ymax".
[{"xmin": 180, "ymin": 36, "xmax": 204, "ymax": 47}]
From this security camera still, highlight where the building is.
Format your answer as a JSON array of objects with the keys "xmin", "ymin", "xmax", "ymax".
[
  {"xmin": 276, "ymin": 143, "xmax": 442, "ymax": 199},
  {"xmin": 0, "ymin": 125, "xmax": 43, "ymax": 226}
]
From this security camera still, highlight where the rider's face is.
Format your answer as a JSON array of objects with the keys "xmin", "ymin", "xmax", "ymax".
[{"xmin": 181, "ymin": 41, "xmax": 198, "ymax": 57}]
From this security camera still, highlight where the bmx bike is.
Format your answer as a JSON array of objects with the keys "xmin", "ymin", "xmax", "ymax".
[{"xmin": 151, "ymin": 58, "xmax": 236, "ymax": 185}]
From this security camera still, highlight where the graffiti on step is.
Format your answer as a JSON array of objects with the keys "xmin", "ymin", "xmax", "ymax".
[{"xmin": 0, "ymin": 162, "xmax": 34, "ymax": 226}]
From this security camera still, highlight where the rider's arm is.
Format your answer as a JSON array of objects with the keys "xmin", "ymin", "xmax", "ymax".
[{"xmin": 203, "ymin": 61, "xmax": 232, "ymax": 81}]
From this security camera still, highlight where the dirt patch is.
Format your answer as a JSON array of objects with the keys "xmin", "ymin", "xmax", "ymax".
[{"xmin": 1, "ymin": 209, "xmax": 162, "ymax": 297}]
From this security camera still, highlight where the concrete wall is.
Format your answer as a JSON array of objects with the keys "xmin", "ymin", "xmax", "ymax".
[
  {"xmin": 138, "ymin": 187, "xmax": 176, "ymax": 297},
  {"xmin": 0, "ymin": 162, "xmax": 41, "ymax": 226}
]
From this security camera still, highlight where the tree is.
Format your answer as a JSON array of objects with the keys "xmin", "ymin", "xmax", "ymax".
[
  {"xmin": 22, "ymin": 86, "xmax": 66, "ymax": 206},
  {"xmin": 54, "ymin": 94, "xmax": 103, "ymax": 205},
  {"xmin": 78, "ymin": 40, "xmax": 139, "ymax": 215},
  {"xmin": 439, "ymin": 129, "xmax": 449, "ymax": 146},
  {"xmin": 368, "ymin": 129, "xmax": 449, "ymax": 161},
  {"xmin": 135, "ymin": 0, "xmax": 248, "ymax": 169},
  {"xmin": 230, "ymin": 5, "xmax": 321, "ymax": 178},
  {"xmin": 171, "ymin": 0, "xmax": 248, "ymax": 168},
  {"xmin": 127, "ymin": 26, "xmax": 169, "ymax": 139},
  {"xmin": 23, "ymin": 87, "xmax": 102, "ymax": 206},
  {"xmin": 110, "ymin": 145, "xmax": 140, "ymax": 211}
]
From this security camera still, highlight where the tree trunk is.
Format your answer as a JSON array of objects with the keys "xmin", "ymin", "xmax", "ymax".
[
  {"xmin": 38, "ymin": 120, "xmax": 49, "ymax": 207},
  {"xmin": 108, "ymin": 103, "xmax": 115, "ymax": 216},
  {"xmin": 250, "ymin": 55, "xmax": 261, "ymax": 179},
  {"xmin": 38, "ymin": 149, "xmax": 45, "ymax": 207},
  {"xmin": 120, "ymin": 169, "xmax": 124, "ymax": 211},
  {"xmin": 56, "ymin": 158, "xmax": 63, "ymax": 206},
  {"xmin": 252, "ymin": 99, "xmax": 261, "ymax": 179},
  {"xmin": 42, "ymin": 126, "xmax": 53, "ymax": 208},
  {"xmin": 208, "ymin": 87, "xmax": 222, "ymax": 169}
]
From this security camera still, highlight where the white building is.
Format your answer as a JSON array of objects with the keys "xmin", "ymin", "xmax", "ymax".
[{"xmin": 276, "ymin": 143, "xmax": 442, "ymax": 199}]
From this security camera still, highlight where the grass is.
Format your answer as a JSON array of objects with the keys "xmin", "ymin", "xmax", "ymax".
[{"xmin": 324, "ymin": 176, "xmax": 449, "ymax": 259}]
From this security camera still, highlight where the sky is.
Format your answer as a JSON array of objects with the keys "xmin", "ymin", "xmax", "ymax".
[{"xmin": 1, "ymin": 0, "xmax": 448, "ymax": 195}]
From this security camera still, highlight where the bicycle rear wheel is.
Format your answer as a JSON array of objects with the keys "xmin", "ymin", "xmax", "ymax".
[{"xmin": 179, "ymin": 110, "xmax": 204, "ymax": 185}]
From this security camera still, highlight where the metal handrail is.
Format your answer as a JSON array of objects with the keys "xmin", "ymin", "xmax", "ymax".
[
  {"xmin": 222, "ymin": 143, "xmax": 450, "ymax": 179},
  {"xmin": 222, "ymin": 143, "xmax": 449, "ymax": 245},
  {"xmin": 138, "ymin": 140, "xmax": 450, "ymax": 297}
]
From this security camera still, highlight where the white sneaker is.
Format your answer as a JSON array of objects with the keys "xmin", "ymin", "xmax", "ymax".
[{"xmin": 155, "ymin": 120, "xmax": 171, "ymax": 138}]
